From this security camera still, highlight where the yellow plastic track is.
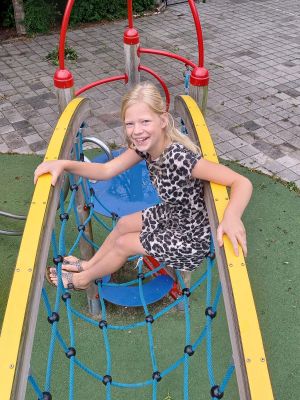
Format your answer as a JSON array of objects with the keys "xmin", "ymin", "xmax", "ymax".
[
  {"xmin": 0, "ymin": 97, "xmax": 89, "ymax": 400},
  {"xmin": 178, "ymin": 95, "xmax": 274, "ymax": 399}
]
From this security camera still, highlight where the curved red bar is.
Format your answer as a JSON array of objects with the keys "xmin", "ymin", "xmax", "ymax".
[
  {"xmin": 139, "ymin": 48, "xmax": 197, "ymax": 69},
  {"xmin": 75, "ymin": 75, "xmax": 128, "ymax": 96},
  {"xmin": 58, "ymin": 0, "xmax": 75, "ymax": 70},
  {"xmin": 188, "ymin": 0, "xmax": 204, "ymax": 67},
  {"xmin": 139, "ymin": 65, "xmax": 170, "ymax": 111}
]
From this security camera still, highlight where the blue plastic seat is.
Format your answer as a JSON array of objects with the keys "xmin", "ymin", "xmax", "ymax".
[
  {"xmin": 90, "ymin": 149, "xmax": 160, "ymax": 217},
  {"xmin": 100, "ymin": 275, "xmax": 174, "ymax": 307}
]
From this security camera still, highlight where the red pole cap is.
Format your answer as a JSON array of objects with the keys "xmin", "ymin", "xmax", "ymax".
[
  {"xmin": 190, "ymin": 67, "xmax": 209, "ymax": 87},
  {"xmin": 53, "ymin": 69, "xmax": 74, "ymax": 89},
  {"xmin": 123, "ymin": 27, "xmax": 140, "ymax": 45}
]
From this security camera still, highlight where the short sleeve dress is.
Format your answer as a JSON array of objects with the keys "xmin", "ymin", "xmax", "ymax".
[{"xmin": 136, "ymin": 142, "xmax": 210, "ymax": 271}]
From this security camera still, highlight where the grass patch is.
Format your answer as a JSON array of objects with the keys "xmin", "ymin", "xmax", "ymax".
[{"xmin": 0, "ymin": 152, "xmax": 299, "ymax": 399}]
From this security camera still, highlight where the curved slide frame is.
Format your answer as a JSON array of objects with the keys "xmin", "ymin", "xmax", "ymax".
[
  {"xmin": 175, "ymin": 95, "xmax": 274, "ymax": 400},
  {"xmin": 0, "ymin": 95, "xmax": 274, "ymax": 399},
  {"xmin": 0, "ymin": 98, "xmax": 91, "ymax": 400}
]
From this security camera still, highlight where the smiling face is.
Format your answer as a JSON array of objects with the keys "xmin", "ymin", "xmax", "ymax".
[{"xmin": 124, "ymin": 102, "xmax": 169, "ymax": 159}]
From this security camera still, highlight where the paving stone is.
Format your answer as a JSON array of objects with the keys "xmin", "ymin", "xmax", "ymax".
[
  {"xmin": 290, "ymin": 163, "xmax": 300, "ymax": 175},
  {"xmin": 228, "ymin": 138, "xmax": 249, "ymax": 149},
  {"xmin": 0, "ymin": 117, "xmax": 9, "ymax": 127},
  {"xmin": 215, "ymin": 141, "xmax": 236, "ymax": 154},
  {"xmin": 223, "ymin": 149, "xmax": 247, "ymax": 162},
  {"xmin": 264, "ymin": 134, "xmax": 285, "ymax": 146},
  {"xmin": 12, "ymin": 120, "xmax": 31, "ymax": 130},
  {"xmin": 242, "ymin": 121, "xmax": 261, "ymax": 131},
  {"xmin": 23, "ymin": 134, "xmax": 42, "ymax": 145},
  {"xmin": 0, "ymin": 143, "xmax": 9, "ymax": 152},
  {"xmin": 276, "ymin": 169, "xmax": 300, "ymax": 183},
  {"xmin": 276, "ymin": 155, "xmax": 300, "ymax": 168},
  {"xmin": 263, "ymin": 160, "xmax": 286, "ymax": 174},
  {"xmin": 0, "ymin": 125, "xmax": 15, "ymax": 135},
  {"xmin": 239, "ymin": 144, "xmax": 261, "ymax": 157},
  {"xmin": 1, "ymin": 0, "xmax": 300, "ymax": 184},
  {"xmin": 13, "ymin": 145, "xmax": 33, "ymax": 154},
  {"xmin": 29, "ymin": 141, "xmax": 47, "ymax": 152}
]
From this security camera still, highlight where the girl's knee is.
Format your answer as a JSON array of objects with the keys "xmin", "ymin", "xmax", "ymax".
[
  {"xmin": 115, "ymin": 215, "xmax": 131, "ymax": 235},
  {"xmin": 114, "ymin": 235, "xmax": 130, "ymax": 255}
]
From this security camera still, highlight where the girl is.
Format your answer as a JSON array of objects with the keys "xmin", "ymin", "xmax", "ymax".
[{"xmin": 34, "ymin": 82, "xmax": 252, "ymax": 290}]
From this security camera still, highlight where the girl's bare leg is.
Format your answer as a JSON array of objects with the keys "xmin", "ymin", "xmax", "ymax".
[
  {"xmin": 49, "ymin": 232, "xmax": 146, "ymax": 289},
  {"xmin": 62, "ymin": 211, "xmax": 142, "ymax": 272}
]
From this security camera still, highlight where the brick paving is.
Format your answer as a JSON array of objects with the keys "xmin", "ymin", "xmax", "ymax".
[{"xmin": 0, "ymin": 0, "xmax": 300, "ymax": 187}]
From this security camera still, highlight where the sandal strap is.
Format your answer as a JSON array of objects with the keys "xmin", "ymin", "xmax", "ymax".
[{"xmin": 63, "ymin": 258, "xmax": 83, "ymax": 272}]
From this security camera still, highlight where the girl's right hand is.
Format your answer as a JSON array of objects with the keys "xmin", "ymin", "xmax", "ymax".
[{"xmin": 34, "ymin": 160, "xmax": 66, "ymax": 186}]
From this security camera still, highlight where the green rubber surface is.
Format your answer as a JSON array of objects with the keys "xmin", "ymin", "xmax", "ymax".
[{"xmin": 0, "ymin": 153, "xmax": 299, "ymax": 399}]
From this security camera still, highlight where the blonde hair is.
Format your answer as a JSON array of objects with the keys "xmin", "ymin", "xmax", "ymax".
[{"xmin": 121, "ymin": 82, "xmax": 200, "ymax": 154}]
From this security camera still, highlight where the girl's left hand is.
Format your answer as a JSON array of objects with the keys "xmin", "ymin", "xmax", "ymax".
[{"xmin": 217, "ymin": 215, "xmax": 247, "ymax": 257}]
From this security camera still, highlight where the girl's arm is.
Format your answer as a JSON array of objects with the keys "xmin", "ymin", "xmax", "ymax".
[
  {"xmin": 34, "ymin": 148, "xmax": 142, "ymax": 186},
  {"xmin": 192, "ymin": 158, "xmax": 253, "ymax": 256}
]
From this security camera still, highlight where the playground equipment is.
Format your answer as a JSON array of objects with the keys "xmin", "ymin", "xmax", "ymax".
[
  {"xmin": 0, "ymin": 0, "xmax": 274, "ymax": 399},
  {"xmin": 0, "ymin": 210, "xmax": 26, "ymax": 236}
]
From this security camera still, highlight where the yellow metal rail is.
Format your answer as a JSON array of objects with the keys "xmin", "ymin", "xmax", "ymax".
[
  {"xmin": 176, "ymin": 95, "xmax": 274, "ymax": 399},
  {"xmin": 0, "ymin": 97, "xmax": 90, "ymax": 400}
]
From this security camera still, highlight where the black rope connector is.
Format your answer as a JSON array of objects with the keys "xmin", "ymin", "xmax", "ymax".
[
  {"xmin": 137, "ymin": 272, "xmax": 145, "ymax": 280},
  {"xmin": 62, "ymin": 292, "xmax": 71, "ymax": 302},
  {"xmin": 99, "ymin": 320, "xmax": 108, "ymax": 330},
  {"xmin": 205, "ymin": 307, "xmax": 217, "ymax": 319},
  {"xmin": 42, "ymin": 392, "xmax": 52, "ymax": 400},
  {"xmin": 152, "ymin": 371, "xmax": 162, "ymax": 382},
  {"xmin": 53, "ymin": 255, "xmax": 63, "ymax": 265},
  {"xmin": 87, "ymin": 202, "xmax": 94, "ymax": 209},
  {"xmin": 111, "ymin": 212, "xmax": 119, "ymax": 220},
  {"xmin": 47, "ymin": 312, "xmax": 59, "ymax": 324},
  {"xmin": 95, "ymin": 278, "xmax": 102, "ymax": 285},
  {"xmin": 210, "ymin": 385, "xmax": 224, "ymax": 399},
  {"xmin": 182, "ymin": 288, "xmax": 191, "ymax": 297},
  {"xmin": 184, "ymin": 345, "xmax": 194, "ymax": 356},
  {"xmin": 59, "ymin": 212, "xmax": 69, "ymax": 221},
  {"xmin": 78, "ymin": 224, "xmax": 85, "ymax": 232},
  {"xmin": 90, "ymin": 187, "xmax": 95, "ymax": 196},
  {"xmin": 70, "ymin": 183, "xmax": 78, "ymax": 191},
  {"xmin": 66, "ymin": 347, "xmax": 76, "ymax": 359},
  {"xmin": 208, "ymin": 252, "xmax": 216, "ymax": 260},
  {"xmin": 102, "ymin": 375, "xmax": 112, "ymax": 385},
  {"xmin": 145, "ymin": 314, "xmax": 154, "ymax": 324},
  {"xmin": 79, "ymin": 152, "xmax": 84, "ymax": 162}
]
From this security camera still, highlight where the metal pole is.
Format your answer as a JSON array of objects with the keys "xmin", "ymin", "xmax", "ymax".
[
  {"xmin": 124, "ymin": 1, "xmax": 140, "ymax": 87},
  {"xmin": 75, "ymin": 182, "xmax": 101, "ymax": 315},
  {"xmin": 54, "ymin": 69, "xmax": 100, "ymax": 315},
  {"xmin": 189, "ymin": 84, "xmax": 208, "ymax": 116}
]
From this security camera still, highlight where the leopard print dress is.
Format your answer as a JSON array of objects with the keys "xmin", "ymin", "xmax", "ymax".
[{"xmin": 136, "ymin": 142, "xmax": 210, "ymax": 271}]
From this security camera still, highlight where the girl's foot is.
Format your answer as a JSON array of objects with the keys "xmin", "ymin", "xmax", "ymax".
[
  {"xmin": 46, "ymin": 267, "xmax": 89, "ymax": 290},
  {"xmin": 61, "ymin": 255, "xmax": 87, "ymax": 273}
]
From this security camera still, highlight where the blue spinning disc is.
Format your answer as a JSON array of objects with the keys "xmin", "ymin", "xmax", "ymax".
[
  {"xmin": 100, "ymin": 275, "xmax": 174, "ymax": 307},
  {"xmin": 90, "ymin": 149, "xmax": 160, "ymax": 217}
]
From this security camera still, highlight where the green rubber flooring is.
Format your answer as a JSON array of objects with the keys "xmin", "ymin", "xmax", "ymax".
[{"xmin": 0, "ymin": 153, "xmax": 299, "ymax": 399}]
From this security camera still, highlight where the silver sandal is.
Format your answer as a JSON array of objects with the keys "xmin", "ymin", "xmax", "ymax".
[{"xmin": 63, "ymin": 258, "xmax": 83, "ymax": 272}]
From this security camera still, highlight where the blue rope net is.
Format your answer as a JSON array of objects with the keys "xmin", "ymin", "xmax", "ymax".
[{"xmin": 27, "ymin": 129, "xmax": 236, "ymax": 400}]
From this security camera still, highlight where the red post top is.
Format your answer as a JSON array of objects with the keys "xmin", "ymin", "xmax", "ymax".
[
  {"xmin": 53, "ymin": 69, "xmax": 74, "ymax": 89},
  {"xmin": 123, "ymin": 27, "xmax": 140, "ymax": 45},
  {"xmin": 190, "ymin": 67, "xmax": 209, "ymax": 87}
]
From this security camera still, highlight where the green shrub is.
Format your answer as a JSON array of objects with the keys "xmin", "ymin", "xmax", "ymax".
[
  {"xmin": 70, "ymin": 0, "xmax": 155, "ymax": 25},
  {"xmin": 0, "ymin": 0, "xmax": 15, "ymax": 28},
  {"xmin": 0, "ymin": 0, "xmax": 155, "ymax": 35},
  {"xmin": 24, "ymin": 0, "xmax": 57, "ymax": 34},
  {"xmin": 133, "ymin": 0, "xmax": 155, "ymax": 13}
]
